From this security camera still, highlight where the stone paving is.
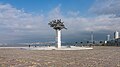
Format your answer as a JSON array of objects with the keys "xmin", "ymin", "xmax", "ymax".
[{"xmin": 0, "ymin": 46, "xmax": 120, "ymax": 67}]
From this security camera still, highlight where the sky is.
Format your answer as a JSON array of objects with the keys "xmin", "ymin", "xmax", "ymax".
[{"xmin": 0, "ymin": 0, "xmax": 120, "ymax": 44}]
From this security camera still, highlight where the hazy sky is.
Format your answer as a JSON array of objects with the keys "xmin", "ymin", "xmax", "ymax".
[{"xmin": 0, "ymin": 0, "xmax": 120, "ymax": 43}]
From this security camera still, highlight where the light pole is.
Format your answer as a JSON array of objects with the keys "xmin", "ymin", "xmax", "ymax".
[
  {"xmin": 48, "ymin": 19, "xmax": 67, "ymax": 48},
  {"xmin": 91, "ymin": 31, "xmax": 94, "ymax": 44}
]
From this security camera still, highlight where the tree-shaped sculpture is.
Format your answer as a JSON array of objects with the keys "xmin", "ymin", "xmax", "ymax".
[{"xmin": 48, "ymin": 19, "xmax": 67, "ymax": 48}]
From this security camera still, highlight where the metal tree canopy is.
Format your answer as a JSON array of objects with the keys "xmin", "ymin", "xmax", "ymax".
[{"xmin": 48, "ymin": 19, "xmax": 67, "ymax": 30}]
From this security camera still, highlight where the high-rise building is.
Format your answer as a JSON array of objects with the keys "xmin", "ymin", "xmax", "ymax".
[
  {"xmin": 107, "ymin": 35, "xmax": 110, "ymax": 41},
  {"xmin": 114, "ymin": 31, "xmax": 119, "ymax": 39},
  {"xmin": 91, "ymin": 31, "xmax": 94, "ymax": 44}
]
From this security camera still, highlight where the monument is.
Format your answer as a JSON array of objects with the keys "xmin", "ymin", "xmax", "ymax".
[{"xmin": 48, "ymin": 19, "xmax": 67, "ymax": 48}]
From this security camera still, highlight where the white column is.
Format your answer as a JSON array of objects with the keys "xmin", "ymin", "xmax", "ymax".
[
  {"xmin": 56, "ymin": 29, "xmax": 61, "ymax": 48},
  {"xmin": 107, "ymin": 35, "xmax": 110, "ymax": 41}
]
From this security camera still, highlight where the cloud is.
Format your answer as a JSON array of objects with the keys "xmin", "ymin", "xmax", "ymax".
[
  {"xmin": 90, "ymin": 0, "xmax": 120, "ymax": 17},
  {"xmin": 0, "ymin": 3, "xmax": 47, "ymax": 33},
  {"xmin": 0, "ymin": 3, "xmax": 50, "ymax": 43},
  {"xmin": 88, "ymin": 0, "xmax": 120, "ymax": 32},
  {"xmin": 48, "ymin": 4, "xmax": 63, "ymax": 20},
  {"xmin": 47, "ymin": 6, "xmax": 119, "ymax": 42},
  {"xmin": 67, "ymin": 11, "xmax": 80, "ymax": 17},
  {"xmin": 0, "ymin": 3, "xmax": 120, "ymax": 43}
]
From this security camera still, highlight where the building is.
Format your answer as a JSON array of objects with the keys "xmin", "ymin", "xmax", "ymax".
[
  {"xmin": 114, "ymin": 31, "xmax": 119, "ymax": 39},
  {"xmin": 107, "ymin": 35, "xmax": 110, "ymax": 41},
  {"xmin": 106, "ymin": 31, "xmax": 120, "ymax": 46},
  {"xmin": 107, "ymin": 38, "xmax": 120, "ymax": 46}
]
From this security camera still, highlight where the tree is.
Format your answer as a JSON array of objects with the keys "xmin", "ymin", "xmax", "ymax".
[
  {"xmin": 75, "ymin": 42, "xmax": 78, "ymax": 46},
  {"xmin": 100, "ymin": 41, "xmax": 102, "ymax": 43},
  {"xmin": 81, "ymin": 42, "xmax": 83, "ymax": 46},
  {"xmin": 87, "ymin": 41, "xmax": 89, "ymax": 43}
]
